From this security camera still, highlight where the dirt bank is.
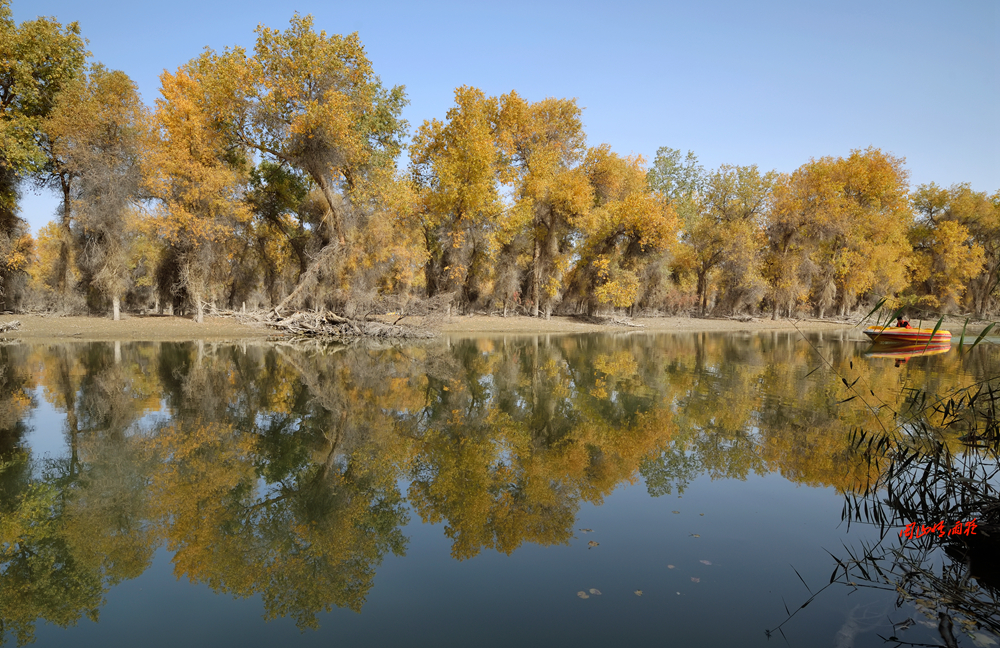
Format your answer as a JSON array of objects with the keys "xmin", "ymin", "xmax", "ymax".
[
  {"xmin": 434, "ymin": 314, "xmax": 856, "ymax": 335},
  {"xmin": 0, "ymin": 314, "xmax": 274, "ymax": 342}
]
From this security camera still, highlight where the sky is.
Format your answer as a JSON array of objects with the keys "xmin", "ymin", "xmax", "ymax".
[{"xmin": 12, "ymin": 0, "xmax": 999, "ymax": 234}]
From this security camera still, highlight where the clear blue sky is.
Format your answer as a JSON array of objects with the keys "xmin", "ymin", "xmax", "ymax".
[{"xmin": 13, "ymin": 0, "xmax": 999, "ymax": 234}]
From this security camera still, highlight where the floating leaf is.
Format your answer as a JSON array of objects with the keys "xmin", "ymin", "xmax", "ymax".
[
  {"xmin": 699, "ymin": 513, "xmax": 704, "ymax": 516},
  {"xmin": 577, "ymin": 591, "xmax": 589, "ymax": 599},
  {"xmin": 700, "ymin": 560, "xmax": 712, "ymax": 565},
  {"xmin": 588, "ymin": 541, "xmax": 599, "ymax": 548},
  {"xmin": 667, "ymin": 564, "xmax": 675, "ymax": 569},
  {"xmin": 589, "ymin": 588, "xmax": 602, "ymax": 595},
  {"xmin": 691, "ymin": 577, "xmax": 700, "ymax": 583},
  {"xmin": 672, "ymin": 510, "xmax": 680, "ymax": 514},
  {"xmin": 634, "ymin": 590, "xmax": 643, "ymax": 596},
  {"xmin": 690, "ymin": 534, "xmax": 700, "ymax": 538},
  {"xmin": 578, "ymin": 528, "xmax": 593, "ymax": 533}
]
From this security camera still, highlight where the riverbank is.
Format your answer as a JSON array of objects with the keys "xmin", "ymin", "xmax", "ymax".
[
  {"xmin": 0, "ymin": 314, "xmax": 272, "ymax": 342},
  {"xmin": 434, "ymin": 314, "xmax": 855, "ymax": 335},
  {"xmin": 0, "ymin": 312, "xmax": 872, "ymax": 342},
  {"xmin": 2, "ymin": 312, "xmax": 993, "ymax": 343}
]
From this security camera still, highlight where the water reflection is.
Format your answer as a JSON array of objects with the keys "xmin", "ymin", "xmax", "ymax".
[{"xmin": 0, "ymin": 332, "xmax": 997, "ymax": 644}]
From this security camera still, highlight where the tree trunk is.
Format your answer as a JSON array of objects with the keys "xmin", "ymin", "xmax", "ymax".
[
  {"xmin": 311, "ymin": 170, "xmax": 343, "ymax": 245},
  {"xmin": 697, "ymin": 269, "xmax": 709, "ymax": 316},
  {"xmin": 274, "ymin": 162, "xmax": 346, "ymax": 310},
  {"xmin": 112, "ymin": 296, "xmax": 121, "ymax": 321},
  {"xmin": 57, "ymin": 177, "xmax": 73, "ymax": 310},
  {"xmin": 191, "ymin": 287, "xmax": 204, "ymax": 323},
  {"xmin": 531, "ymin": 238, "xmax": 540, "ymax": 318},
  {"xmin": 276, "ymin": 242, "xmax": 339, "ymax": 313}
]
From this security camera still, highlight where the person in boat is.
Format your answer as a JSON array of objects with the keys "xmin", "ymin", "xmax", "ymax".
[{"xmin": 896, "ymin": 316, "xmax": 912, "ymax": 329}]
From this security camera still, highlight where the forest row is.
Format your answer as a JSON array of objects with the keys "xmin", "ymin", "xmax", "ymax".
[{"xmin": 2, "ymin": 6, "xmax": 998, "ymax": 320}]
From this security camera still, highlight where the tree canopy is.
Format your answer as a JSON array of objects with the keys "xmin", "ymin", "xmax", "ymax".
[{"xmin": 1, "ymin": 9, "xmax": 997, "ymax": 320}]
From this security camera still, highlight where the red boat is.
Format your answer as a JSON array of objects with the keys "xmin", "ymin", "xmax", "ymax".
[{"xmin": 863, "ymin": 325, "xmax": 951, "ymax": 344}]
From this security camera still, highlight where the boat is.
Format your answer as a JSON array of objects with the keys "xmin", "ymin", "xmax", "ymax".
[{"xmin": 863, "ymin": 325, "xmax": 951, "ymax": 344}]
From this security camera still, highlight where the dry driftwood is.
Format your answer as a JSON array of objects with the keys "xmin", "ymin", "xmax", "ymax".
[
  {"xmin": 0, "ymin": 320, "xmax": 21, "ymax": 333},
  {"xmin": 264, "ymin": 311, "xmax": 435, "ymax": 340},
  {"xmin": 571, "ymin": 314, "xmax": 646, "ymax": 328},
  {"xmin": 610, "ymin": 316, "xmax": 645, "ymax": 328}
]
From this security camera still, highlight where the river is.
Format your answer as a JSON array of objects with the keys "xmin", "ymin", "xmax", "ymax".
[{"xmin": 1, "ymin": 331, "xmax": 997, "ymax": 647}]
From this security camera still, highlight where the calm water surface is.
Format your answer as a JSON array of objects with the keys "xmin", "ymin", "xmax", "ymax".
[{"xmin": 1, "ymin": 331, "xmax": 998, "ymax": 647}]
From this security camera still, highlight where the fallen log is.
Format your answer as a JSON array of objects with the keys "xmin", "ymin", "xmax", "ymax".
[{"xmin": 0, "ymin": 320, "xmax": 21, "ymax": 333}]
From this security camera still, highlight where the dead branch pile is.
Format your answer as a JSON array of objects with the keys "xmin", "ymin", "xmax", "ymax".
[
  {"xmin": 265, "ymin": 311, "xmax": 435, "ymax": 340},
  {"xmin": 610, "ymin": 316, "xmax": 645, "ymax": 328},
  {"xmin": 0, "ymin": 320, "xmax": 21, "ymax": 333},
  {"xmin": 570, "ymin": 314, "xmax": 646, "ymax": 328}
]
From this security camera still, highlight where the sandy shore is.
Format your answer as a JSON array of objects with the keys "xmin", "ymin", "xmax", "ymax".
[
  {"xmin": 0, "ymin": 313, "xmax": 870, "ymax": 342},
  {"xmin": 435, "ymin": 314, "xmax": 856, "ymax": 335},
  {"xmin": 0, "ymin": 314, "xmax": 273, "ymax": 342}
]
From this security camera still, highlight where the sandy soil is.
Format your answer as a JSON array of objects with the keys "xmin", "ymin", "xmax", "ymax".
[
  {"xmin": 3, "ymin": 311, "xmax": 992, "ymax": 343},
  {"xmin": 0, "ymin": 312, "xmax": 869, "ymax": 343},
  {"xmin": 433, "ymin": 314, "xmax": 855, "ymax": 335},
  {"xmin": 0, "ymin": 314, "xmax": 275, "ymax": 342}
]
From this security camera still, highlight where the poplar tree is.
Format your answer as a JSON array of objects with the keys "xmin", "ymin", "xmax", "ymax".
[
  {"xmin": 0, "ymin": 0, "xmax": 86, "ymax": 309},
  {"xmin": 54, "ymin": 65, "xmax": 149, "ymax": 320},
  {"xmin": 148, "ymin": 62, "xmax": 250, "ymax": 321},
  {"xmin": 565, "ymin": 145, "xmax": 678, "ymax": 314},
  {"xmin": 498, "ymin": 93, "xmax": 591, "ymax": 318},
  {"xmin": 410, "ymin": 86, "xmax": 508, "ymax": 304}
]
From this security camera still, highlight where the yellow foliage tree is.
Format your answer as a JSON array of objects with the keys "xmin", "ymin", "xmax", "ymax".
[
  {"xmin": 201, "ymin": 15, "xmax": 410, "ymax": 311},
  {"xmin": 0, "ymin": 1, "xmax": 86, "ymax": 310},
  {"xmin": 908, "ymin": 210, "xmax": 985, "ymax": 312},
  {"xmin": 410, "ymin": 86, "xmax": 509, "ymax": 305},
  {"xmin": 769, "ymin": 148, "xmax": 912, "ymax": 318},
  {"xmin": 47, "ymin": 65, "xmax": 151, "ymax": 320},
  {"xmin": 685, "ymin": 164, "xmax": 776, "ymax": 315},
  {"xmin": 564, "ymin": 145, "xmax": 679, "ymax": 313},
  {"xmin": 498, "ymin": 92, "xmax": 592, "ymax": 318},
  {"xmin": 148, "ymin": 62, "xmax": 251, "ymax": 321},
  {"xmin": 924, "ymin": 184, "xmax": 1000, "ymax": 317}
]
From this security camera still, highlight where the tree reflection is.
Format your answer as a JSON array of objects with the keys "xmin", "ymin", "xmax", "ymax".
[
  {"xmin": 836, "ymin": 376, "xmax": 1000, "ymax": 642},
  {"xmin": 769, "ymin": 344, "xmax": 1000, "ymax": 646},
  {"xmin": 0, "ymin": 333, "xmax": 996, "ymax": 641},
  {"xmin": 0, "ymin": 344, "xmax": 32, "ymax": 459},
  {"xmin": 407, "ymin": 336, "xmax": 677, "ymax": 559},
  {"xmin": 0, "ymin": 342, "xmax": 157, "ymax": 646},
  {"xmin": 148, "ymin": 343, "xmax": 413, "ymax": 628}
]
